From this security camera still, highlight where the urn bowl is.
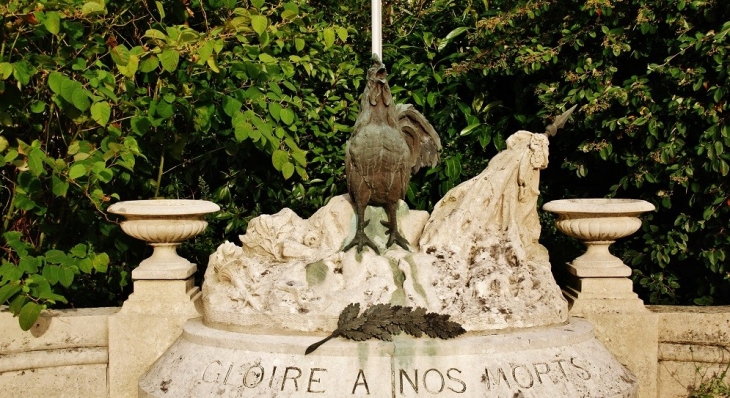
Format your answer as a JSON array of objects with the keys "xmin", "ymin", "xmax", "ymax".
[
  {"xmin": 108, "ymin": 199, "xmax": 220, "ymax": 279},
  {"xmin": 543, "ymin": 198, "xmax": 654, "ymax": 277}
]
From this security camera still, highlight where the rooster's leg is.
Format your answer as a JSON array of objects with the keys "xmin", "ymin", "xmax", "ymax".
[
  {"xmin": 343, "ymin": 203, "xmax": 380, "ymax": 254},
  {"xmin": 382, "ymin": 203, "xmax": 410, "ymax": 251}
]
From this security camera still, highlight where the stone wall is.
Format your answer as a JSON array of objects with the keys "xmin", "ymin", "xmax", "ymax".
[
  {"xmin": 652, "ymin": 306, "xmax": 730, "ymax": 398},
  {"xmin": 1, "ymin": 304, "xmax": 729, "ymax": 397},
  {"xmin": 0, "ymin": 307, "xmax": 116, "ymax": 398}
]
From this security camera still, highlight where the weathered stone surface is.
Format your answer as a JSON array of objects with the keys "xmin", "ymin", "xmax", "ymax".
[
  {"xmin": 140, "ymin": 317, "xmax": 637, "ymax": 398},
  {"xmin": 108, "ymin": 278, "xmax": 202, "ymax": 398},
  {"xmin": 576, "ymin": 312, "xmax": 659, "ymax": 398},
  {"xmin": 419, "ymin": 131, "xmax": 567, "ymax": 330},
  {"xmin": 0, "ymin": 307, "xmax": 114, "ymax": 398},
  {"xmin": 0, "ymin": 364, "xmax": 109, "ymax": 398},
  {"xmin": 204, "ymin": 130, "xmax": 568, "ymax": 332},
  {"xmin": 651, "ymin": 305, "xmax": 730, "ymax": 398}
]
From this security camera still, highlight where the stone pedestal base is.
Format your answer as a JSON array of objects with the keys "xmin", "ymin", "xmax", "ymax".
[
  {"xmin": 140, "ymin": 318, "xmax": 637, "ymax": 397},
  {"xmin": 564, "ymin": 276, "xmax": 647, "ymax": 315},
  {"xmin": 562, "ymin": 276, "xmax": 658, "ymax": 398},
  {"xmin": 108, "ymin": 277, "xmax": 202, "ymax": 398}
]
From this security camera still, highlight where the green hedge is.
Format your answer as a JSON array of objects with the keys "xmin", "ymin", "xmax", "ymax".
[{"xmin": 1, "ymin": 0, "xmax": 729, "ymax": 329}]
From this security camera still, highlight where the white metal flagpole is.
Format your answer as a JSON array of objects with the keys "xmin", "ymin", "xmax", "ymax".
[{"xmin": 372, "ymin": 0, "xmax": 382, "ymax": 60}]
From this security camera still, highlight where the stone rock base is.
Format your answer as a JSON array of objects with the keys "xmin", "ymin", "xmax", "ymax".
[{"xmin": 139, "ymin": 318, "xmax": 637, "ymax": 398}]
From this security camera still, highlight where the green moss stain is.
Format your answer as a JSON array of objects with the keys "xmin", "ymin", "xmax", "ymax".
[
  {"xmin": 305, "ymin": 261, "xmax": 328, "ymax": 286},
  {"xmin": 403, "ymin": 255, "xmax": 428, "ymax": 306},
  {"xmin": 389, "ymin": 258, "xmax": 406, "ymax": 306}
]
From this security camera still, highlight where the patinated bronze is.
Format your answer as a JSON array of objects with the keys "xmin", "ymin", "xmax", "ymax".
[{"xmin": 343, "ymin": 54, "xmax": 441, "ymax": 253}]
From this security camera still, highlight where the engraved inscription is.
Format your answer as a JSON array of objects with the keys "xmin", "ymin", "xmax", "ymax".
[
  {"xmin": 308, "ymin": 368, "xmax": 326, "ymax": 393},
  {"xmin": 483, "ymin": 357, "xmax": 592, "ymax": 391},
  {"xmin": 197, "ymin": 356, "xmax": 594, "ymax": 395},
  {"xmin": 351, "ymin": 369, "xmax": 370, "ymax": 395},
  {"xmin": 398, "ymin": 368, "xmax": 467, "ymax": 395}
]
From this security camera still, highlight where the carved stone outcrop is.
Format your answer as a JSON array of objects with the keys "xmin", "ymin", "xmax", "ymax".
[{"xmin": 203, "ymin": 130, "xmax": 568, "ymax": 332}]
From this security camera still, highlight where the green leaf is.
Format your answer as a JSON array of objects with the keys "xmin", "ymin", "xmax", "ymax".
[
  {"xmin": 51, "ymin": 175, "xmax": 69, "ymax": 197},
  {"xmin": 60, "ymin": 78, "xmax": 82, "ymax": 104},
  {"xmin": 438, "ymin": 27, "xmax": 469, "ymax": 52},
  {"xmin": 95, "ymin": 167, "xmax": 113, "ymax": 183},
  {"xmin": 259, "ymin": 53, "xmax": 277, "ymax": 64},
  {"xmin": 19, "ymin": 302, "xmax": 43, "ymax": 331},
  {"xmin": 335, "ymin": 27, "xmax": 348, "ymax": 42},
  {"xmin": 81, "ymin": 1, "xmax": 106, "ymax": 15},
  {"xmin": 272, "ymin": 149, "xmax": 288, "ymax": 171},
  {"xmin": 0, "ymin": 62, "xmax": 12, "ymax": 80},
  {"xmin": 47, "ymin": 72, "xmax": 65, "ymax": 94},
  {"xmin": 251, "ymin": 15, "xmax": 268, "ymax": 35},
  {"xmin": 0, "ymin": 283, "xmax": 21, "ymax": 305},
  {"xmin": 44, "ymin": 11, "xmax": 61, "ymax": 35},
  {"xmin": 139, "ymin": 56, "xmax": 159, "ymax": 73},
  {"xmin": 155, "ymin": 1, "xmax": 165, "ymax": 19},
  {"xmin": 459, "ymin": 123, "xmax": 481, "ymax": 136},
  {"xmin": 156, "ymin": 99, "xmax": 174, "ymax": 119},
  {"xmin": 110, "ymin": 44, "xmax": 131, "ymax": 67},
  {"xmin": 70, "ymin": 243, "xmax": 88, "ymax": 258},
  {"xmin": 295, "ymin": 38, "xmax": 305, "ymax": 52},
  {"xmin": 68, "ymin": 164, "xmax": 86, "ymax": 179},
  {"xmin": 92, "ymin": 253, "xmax": 109, "ymax": 272},
  {"xmin": 77, "ymin": 258, "xmax": 93, "ymax": 273},
  {"xmin": 58, "ymin": 267, "xmax": 74, "ymax": 287},
  {"xmin": 118, "ymin": 55, "xmax": 139, "ymax": 78},
  {"xmin": 291, "ymin": 150, "xmax": 306, "ymax": 167},
  {"xmin": 158, "ymin": 49, "xmax": 180, "ymax": 72},
  {"xmin": 222, "ymin": 96, "xmax": 242, "ymax": 117},
  {"xmin": 12, "ymin": 61, "xmax": 32, "ymax": 86},
  {"xmin": 9, "ymin": 295, "xmax": 27, "ymax": 315},
  {"xmin": 30, "ymin": 101, "xmax": 46, "ymax": 114},
  {"xmin": 234, "ymin": 123, "xmax": 252, "ymax": 142},
  {"xmin": 42, "ymin": 265, "xmax": 59, "ymax": 285},
  {"xmin": 71, "ymin": 89, "xmax": 91, "ymax": 111},
  {"xmin": 45, "ymin": 250, "xmax": 66, "ymax": 264},
  {"xmin": 131, "ymin": 116, "xmax": 151, "ymax": 136},
  {"xmin": 27, "ymin": 148, "xmax": 45, "ymax": 176},
  {"xmin": 282, "ymin": 162, "xmax": 295, "ymax": 179},
  {"xmin": 18, "ymin": 256, "xmax": 40, "ymax": 274},
  {"xmin": 251, "ymin": 0, "xmax": 264, "ymax": 10},
  {"xmin": 280, "ymin": 107, "xmax": 295, "ymax": 126},
  {"xmin": 323, "ymin": 28, "xmax": 336, "ymax": 49},
  {"xmin": 145, "ymin": 29, "xmax": 167, "ymax": 40},
  {"xmin": 444, "ymin": 157, "xmax": 461, "ymax": 180},
  {"xmin": 91, "ymin": 102, "xmax": 111, "ymax": 126},
  {"xmin": 206, "ymin": 57, "xmax": 220, "ymax": 73},
  {"xmin": 268, "ymin": 102, "xmax": 282, "ymax": 121}
]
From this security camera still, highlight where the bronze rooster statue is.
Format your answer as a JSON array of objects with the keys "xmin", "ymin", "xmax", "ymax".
[{"xmin": 343, "ymin": 54, "xmax": 441, "ymax": 254}]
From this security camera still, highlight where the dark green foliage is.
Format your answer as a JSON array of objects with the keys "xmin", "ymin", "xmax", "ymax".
[
  {"xmin": 304, "ymin": 303, "xmax": 466, "ymax": 355},
  {"xmin": 0, "ymin": 0, "xmax": 360, "ymax": 328}
]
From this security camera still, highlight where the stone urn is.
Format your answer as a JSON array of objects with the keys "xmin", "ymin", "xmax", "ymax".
[
  {"xmin": 108, "ymin": 199, "xmax": 219, "ymax": 280},
  {"xmin": 543, "ymin": 198, "xmax": 655, "ymax": 277}
]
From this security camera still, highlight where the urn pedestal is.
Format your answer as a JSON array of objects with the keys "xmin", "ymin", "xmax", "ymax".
[
  {"xmin": 543, "ymin": 198, "xmax": 655, "ymax": 314},
  {"xmin": 107, "ymin": 199, "xmax": 219, "ymax": 398}
]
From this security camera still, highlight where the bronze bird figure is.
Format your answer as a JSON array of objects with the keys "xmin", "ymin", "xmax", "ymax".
[{"xmin": 343, "ymin": 54, "xmax": 441, "ymax": 254}]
